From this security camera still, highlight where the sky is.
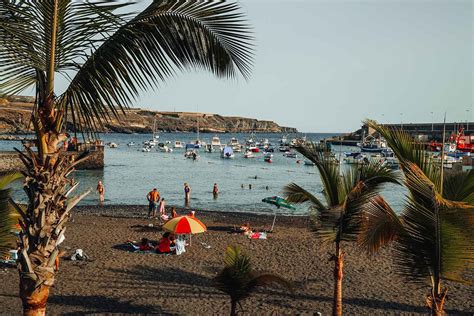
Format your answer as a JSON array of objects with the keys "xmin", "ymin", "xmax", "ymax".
[{"xmin": 59, "ymin": 0, "xmax": 473, "ymax": 133}]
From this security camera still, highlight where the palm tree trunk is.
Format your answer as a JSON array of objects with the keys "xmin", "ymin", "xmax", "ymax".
[
  {"xmin": 332, "ymin": 242, "xmax": 344, "ymax": 316},
  {"xmin": 230, "ymin": 299, "xmax": 237, "ymax": 316},
  {"xmin": 14, "ymin": 148, "xmax": 89, "ymax": 315},
  {"xmin": 428, "ymin": 282, "xmax": 447, "ymax": 316},
  {"xmin": 20, "ymin": 280, "xmax": 49, "ymax": 316}
]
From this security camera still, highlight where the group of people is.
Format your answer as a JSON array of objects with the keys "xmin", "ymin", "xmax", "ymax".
[
  {"xmin": 96, "ymin": 181, "xmax": 221, "ymax": 207},
  {"xmin": 130, "ymin": 232, "xmax": 181, "ymax": 254}
]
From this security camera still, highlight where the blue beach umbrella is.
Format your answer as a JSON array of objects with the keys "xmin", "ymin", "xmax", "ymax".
[{"xmin": 262, "ymin": 196, "xmax": 296, "ymax": 232}]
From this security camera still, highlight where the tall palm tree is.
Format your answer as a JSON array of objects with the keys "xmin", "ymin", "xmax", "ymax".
[
  {"xmin": 0, "ymin": 172, "xmax": 22, "ymax": 258},
  {"xmin": 214, "ymin": 245, "xmax": 292, "ymax": 316},
  {"xmin": 1, "ymin": 1, "xmax": 253, "ymax": 314},
  {"xmin": 283, "ymin": 144, "xmax": 399, "ymax": 316},
  {"xmin": 359, "ymin": 121, "xmax": 474, "ymax": 316}
]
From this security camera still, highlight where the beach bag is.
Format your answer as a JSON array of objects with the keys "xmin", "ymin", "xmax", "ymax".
[{"xmin": 70, "ymin": 249, "xmax": 88, "ymax": 261}]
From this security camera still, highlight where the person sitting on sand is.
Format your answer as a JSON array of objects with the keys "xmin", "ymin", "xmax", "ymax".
[
  {"xmin": 171, "ymin": 207, "xmax": 178, "ymax": 218},
  {"xmin": 128, "ymin": 238, "xmax": 153, "ymax": 251},
  {"xmin": 156, "ymin": 232, "xmax": 174, "ymax": 254},
  {"xmin": 240, "ymin": 222, "xmax": 251, "ymax": 233}
]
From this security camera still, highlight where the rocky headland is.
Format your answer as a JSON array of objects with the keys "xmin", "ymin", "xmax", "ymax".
[{"xmin": 0, "ymin": 96, "xmax": 297, "ymax": 134}]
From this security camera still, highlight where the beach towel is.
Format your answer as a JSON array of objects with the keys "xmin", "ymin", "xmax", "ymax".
[
  {"xmin": 249, "ymin": 232, "xmax": 267, "ymax": 240},
  {"xmin": 175, "ymin": 238, "xmax": 186, "ymax": 255}
]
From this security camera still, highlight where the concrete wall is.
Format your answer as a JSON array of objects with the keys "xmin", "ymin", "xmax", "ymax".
[{"xmin": 0, "ymin": 148, "xmax": 104, "ymax": 174}]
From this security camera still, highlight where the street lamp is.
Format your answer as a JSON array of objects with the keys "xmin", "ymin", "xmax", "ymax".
[
  {"xmin": 400, "ymin": 113, "xmax": 403, "ymax": 130},
  {"xmin": 430, "ymin": 111, "xmax": 434, "ymax": 131},
  {"xmin": 467, "ymin": 109, "xmax": 470, "ymax": 131}
]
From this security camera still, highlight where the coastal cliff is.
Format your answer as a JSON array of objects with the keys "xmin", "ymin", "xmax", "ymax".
[{"xmin": 0, "ymin": 96, "xmax": 297, "ymax": 134}]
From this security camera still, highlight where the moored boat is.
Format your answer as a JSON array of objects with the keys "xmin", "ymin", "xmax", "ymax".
[
  {"xmin": 221, "ymin": 146, "xmax": 235, "ymax": 159},
  {"xmin": 173, "ymin": 140, "xmax": 184, "ymax": 149}
]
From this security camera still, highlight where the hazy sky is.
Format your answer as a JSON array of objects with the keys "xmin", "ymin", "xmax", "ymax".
[{"xmin": 63, "ymin": 0, "xmax": 473, "ymax": 132}]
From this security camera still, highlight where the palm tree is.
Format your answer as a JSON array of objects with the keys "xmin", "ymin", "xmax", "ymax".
[
  {"xmin": 214, "ymin": 245, "xmax": 292, "ymax": 316},
  {"xmin": 0, "ymin": 172, "xmax": 22, "ymax": 258},
  {"xmin": 283, "ymin": 144, "xmax": 399, "ymax": 316},
  {"xmin": 359, "ymin": 121, "xmax": 474, "ymax": 316},
  {"xmin": 1, "ymin": 1, "xmax": 253, "ymax": 314}
]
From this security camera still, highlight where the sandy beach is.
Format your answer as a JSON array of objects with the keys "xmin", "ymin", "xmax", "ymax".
[{"xmin": 0, "ymin": 205, "xmax": 472, "ymax": 315}]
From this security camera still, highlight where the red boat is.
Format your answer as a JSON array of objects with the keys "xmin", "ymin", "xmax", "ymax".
[
  {"xmin": 451, "ymin": 127, "xmax": 473, "ymax": 153},
  {"xmin": 428, "ymin": 127, "xmax": 473, "ymax": 153}
]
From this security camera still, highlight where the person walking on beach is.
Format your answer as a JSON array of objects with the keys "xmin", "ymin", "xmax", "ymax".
[
  {"xmin": 213, "ymin": 183, "xmax": 219, "ymax": 199},
  {"xmin": 96, "ymin": 181, "xmax": 105, "ymax": 205},
  {"xmin": 159, "ymin": 198, "xmax": 166, "ymax": 216},
  {"xmin": 184, "ymin": 183, "xmax": 191, "ymax": 207},
  {"xmin": 147, "ymin": 188, "xmax": 160, "ymax": 218}
]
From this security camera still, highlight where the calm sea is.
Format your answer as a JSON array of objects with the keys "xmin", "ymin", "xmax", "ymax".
[{"xmin": 0, "ymin": 132, "xmax": 406, "ymax": 216}]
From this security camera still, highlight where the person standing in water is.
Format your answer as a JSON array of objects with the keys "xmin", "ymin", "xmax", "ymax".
[
  {"xmin": 159, "ymin": 198, "xmax": 166, "ymax": 216},
  {"xmin": 96, "ymin": 181, "xmax": 105, "ymax": 205},
  {"xmin": 213, "ymin": 183, "xmax": 219, "ymax": 199},
  {"xmin": 184, "ymin": 183, "xmax": 191, "ymax": 207},
  {"xmin": 146, "ymin": 188, "xmax": 160, "ymax": 218}
]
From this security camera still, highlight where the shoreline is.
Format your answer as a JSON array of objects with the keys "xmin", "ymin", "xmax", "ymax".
[{"xmin": 74, "ymin": 204, "xmax": 311, "ymax": 228}]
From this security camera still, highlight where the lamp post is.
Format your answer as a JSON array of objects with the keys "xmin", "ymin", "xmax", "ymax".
[
  {"xmin": 400, "ymin": 113, "xmax": 403, "ymax": 130},
  {"xmin": 430, "ymin": 111, "xmax": 434, "ymax": 132},
  {"xmin": 467, "ymin": 109, "xmax": 470, "ymax": 131}
]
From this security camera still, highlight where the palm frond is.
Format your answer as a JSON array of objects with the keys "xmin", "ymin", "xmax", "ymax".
[
  {"xmin": 0, "ymin": 1, "xmax": 133, "ymax": 95},
  {"xmin": 358, "ymin": 195, "xmax": 403, "ymax": 254},
  {"xmin": 60, "ymin": 0, "xmax": 254, "ymax": 132},
  {"xmin": 390, "ymin": 162, "xmax": 474, "ymax": 285},
  {"xmin": 443, "ymin": 169, "xmax": 474, "ymax": 204},
  {"xmin": 365, "ymin": 120, "xmax": 441, "ymax": 190},
  {"xmin": 0, "ymin": 1, "xmax": 41, "ymax": 94},
  {"xmin": 245, "ymin": 272, "xmax": 293, "ymax": 296},
  {"xmin": 338, "ymin": 161, "xmax": 400, "ymax": 242},
  {"xmin": 214, "ymin": 245, "xmax": 291, "ymax": 305},
  {"xmin": 283, "ymin": 182, "xmax": 325, "ymax": 210},
  {"xmin": 0, "ymin": 173, "xmax": 22, "ymax": 257},
  {"xmin": 0, "ymin": 172, "xmax": 22, "ymax": 189},
  {"xmin": 294, "ymin": 144, "xmax": 341, "ymax": 206}
]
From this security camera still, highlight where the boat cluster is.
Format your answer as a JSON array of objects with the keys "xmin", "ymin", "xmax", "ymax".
[{"xmin": 109, "ymin": 134, "xmax": 309, "ymax": 163}]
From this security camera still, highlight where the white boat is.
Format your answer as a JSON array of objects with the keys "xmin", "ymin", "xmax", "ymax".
[
  {"xmin": 228, "ymin": 137, "xmax": 241, "ymax": 152},
  {"xmin": 109, "ymin": 142, "xmax": 118, "ymax": 148},
  {"xmin": 173, "ymin": 140, "xmax": 184, "ymax": 149},
  {"xmin": 243, "ymin": 150, "xmax": 254, "ymax": 158},
  {"xmin": 185, "ymin": 144, "xmax": 199, "ymax": 160},
  {"xmin": 158, "ymin": 145, "xmax": 173, "ymax": 153},
  {"xmin": 211, "ymin": 136, "xmax": 222, "ymax": 150},
  {"xmin": 283, "ymin": 151, "xmax": 297, "ymax": 158},
  {"xmin": 344, "ymin": 153, "xmax": 367, "ymax": 165},
  {"xmin": 229, "ymin": 137, "xmax": 240, "ymax": 147},
  {"xmin": 141, "ymin": 147, "xmax": 151, "ymax": 152},
  {"xmin": 127, "ymin": 142, "xmax": 135, "ymax": 146},
  {"xmin": 221, "ymin": 146, "xmax": 235, "ymax": 159}
]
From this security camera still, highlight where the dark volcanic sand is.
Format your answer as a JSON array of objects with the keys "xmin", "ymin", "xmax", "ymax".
[{"xmin": 0, "ymin": 205, "xmax": 472, "ymax": 315}]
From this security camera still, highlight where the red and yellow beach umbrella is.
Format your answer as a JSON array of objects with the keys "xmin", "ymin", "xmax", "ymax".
[{"xmin": 162, "ymin": 216, "xmax": 206, "ymax": 234}]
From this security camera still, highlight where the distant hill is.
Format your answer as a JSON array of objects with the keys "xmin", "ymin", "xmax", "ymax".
[{"xmin": 0, "ymin": 96, "xmax": 297, "ymax": 134}]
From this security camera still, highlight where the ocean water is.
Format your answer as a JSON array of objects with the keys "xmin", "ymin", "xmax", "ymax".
[{"xmin": 0, "ymin": 132, "xmax": 406, "ymax": 216}]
